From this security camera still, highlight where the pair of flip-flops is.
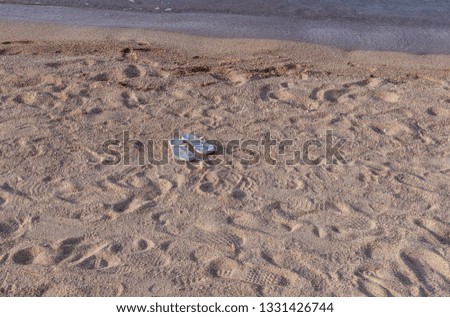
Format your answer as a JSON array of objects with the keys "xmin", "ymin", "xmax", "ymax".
[{"xmin": 169, "ymin": 133, "xmax": 217, "ymax": 161}]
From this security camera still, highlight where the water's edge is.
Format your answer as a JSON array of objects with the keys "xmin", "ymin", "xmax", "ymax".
[{"xmin": 1, "ymin": 3, "xmax": 449, "ymax": 54}]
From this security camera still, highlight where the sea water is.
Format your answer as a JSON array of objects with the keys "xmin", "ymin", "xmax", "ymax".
[{"xmin": 0, "ymin": 0, "xmax": 449, "ymax": 53}]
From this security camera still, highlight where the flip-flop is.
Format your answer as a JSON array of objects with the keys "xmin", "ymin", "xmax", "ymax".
[
  {"xmin": 181, "ymin": 133, "xmax": 217, "ymax": 155},
  {"xmin": 169, "ymin": 138, "xmax": 195, "ymax": 161}
]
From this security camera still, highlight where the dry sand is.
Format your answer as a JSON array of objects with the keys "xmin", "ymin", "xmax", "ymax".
[{"xmin": 0, "ymin": 22, "xmax": 449, "ymax": 296}]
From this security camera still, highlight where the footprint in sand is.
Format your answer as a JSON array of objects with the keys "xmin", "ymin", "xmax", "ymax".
[
  {"xmin": 127, "ymin": 247, "xmax": 171, "ymax": 268},
  {"xmin": 9, "ymin": 74, "xmax": 43, "ymax": 88},
  {"xmin": 284, "ymin": 255, "xmax": 329, "ymax": 292},
  {"xmin": 209, "ymin": 258, "xmax": 289, "ymax": 287},
  {"xmin": 414, "ymin": 218, "xmax": 450, "ymax": 245},
  {"xmin": 231, "ymin": 211, "xmax": 293, "ymax": 236},
  {"xmin": 77, "ymin": 255, "xmax": 112, "ymax": 270},
  {"xmin": 291, "ymin": 197, "xmax": 321, "ymax": 215},
  {"xmin": 0, "ymin": 219, "xmax": 20, "ymax": 239},
  {"xmin": 53, "ymin": 236, "xmax": 85, "ymax": 264},
  {"xmin": 103, "ymin": 195, "xmax": 155, "ymax": 216},
  {"xmin": 309, "ymin": 77, "xmax": 389, "ymax": 106},
  {"xmin": 121, "ymin": 91, "xmax": 141, "ymax": 109},
  {"xmin": 132, "ymin": 238, "xmax": 155, "ymax": 253},
  {"xmin": 271, "ymin": 173, "xmax": 306, "ymax": 191},
  {"xmin": 115, "ymin": 170, "xmax": 162, "ymax": 193},
  {"xmin": 0, "ymin": 216, "xmax": 35, "ymax": 242},
  {"xmin": 123, "ymin": 64, "xmax": 142, "ymax": 78},
  {"xmin": 152, "ymin": 209, "xmax": 194, "ymax": 236},
  {"xmin": 400, "ymin": 247, "xmax": 450, "ymax": 294},
  {"xmin": 302, "ymin": 201, "xmax": 376, "ymax": 241},
  {"xmin": 210, "ymin": 67, "xmax": 249, "ymax": 86},
  {"xmin": 309, "ymin": 85, "xmax": 347, "ymax": 103},
  {"xmin": 12, "ymin": 246, "xmax": 48, "ymax": 266},
  {"xmin": 0, "ymin": 47, "xmax": 23, "ymax": 56},
  {"xmin": 230, "ymin": 176, "xmax": 256, "ymax": 200},
  {"xmin": 183, "ymin": 226, "xmax": 243, "ymax": 255},
  {"xmin": 1, "ymin": 138, "xmax": 38, "ymax": 166},
  {"xmin": 241, "ymin": 268, "xmax": 289, "ymax": 287},
  {"xmin": 91, "ymin": 72, "xmax": 109, "ymax": 82},
  {"xmin": 1, "ymin": 40, "xmax": 33, "ymax": 45},
  {"xmin": 259, "ymin": 83, "xmax": 305, "ymax": 108},
  {"xmin": 198, "ymin": 182, "xmax": 215, "ymax": 194},
  {"xmin": 53, "ymin": 238, "xmax": 121, "ymax": 270},
  {"xmin": 376, "ymin": 90, "xmax": 400, "ymax": 103},
  {"xmin": 323, "ymin": 88, "xmax": 349, "ymax": 103},
  {"xmin": 184, "ymin": 107, "xmax": 224, "ymax": 129},
  {"xmin": 54, "ymin": 179, "xmax": 85, "ymax": 204},
  {"xmin": 167, "ymin": 266, "xmax": 209, "ymax": 288},
  {"xmin": 83, "ymin": 174, "xmax": 159, "ymax": 218},
  {"xmin": 195, "ymin": 171, "xmax": 231, "ymax": 195},
  {"xmin": 17, "ymin": 175, "xmax": 55, "ymax": 200},
  {"xmin": 106, "ymin": 195, "xmax": 135, "ymax": 213},
  {"xmin": 356, "ymin": 268, "xmax": 401, "ymax": 296},
  {"xmin": 13, "ymin": 92, "xmax": 38, "ymax": 105},
  {"xmin": 394, "ymin": 172, "xmax": 439, "ymax": 194},
  {"xmin": 195, "ymin": 168, "xmax": 256, "ymax": 200}
]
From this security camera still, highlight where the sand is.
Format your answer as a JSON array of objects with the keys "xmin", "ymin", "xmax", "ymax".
[{"xmin": 0, "ymin": 22, "xmax": 449, "ymax": 297}]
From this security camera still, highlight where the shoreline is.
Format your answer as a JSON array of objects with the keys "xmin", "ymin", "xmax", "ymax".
[
  {"xmin": 1, "ymin": 21, "xmax": 450, "ymax": 69},
  {"xmin": 1, "ymin": 20, "xmax": 450, "ymax": 78},
  {"xmin": 1, "ymin": 3, "xmax": 450, "ymax": 54}
]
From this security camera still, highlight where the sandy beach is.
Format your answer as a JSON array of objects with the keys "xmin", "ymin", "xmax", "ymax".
[{"xmin": 0, "ymin": 18, "xmax": 449, "ymax": 297}]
